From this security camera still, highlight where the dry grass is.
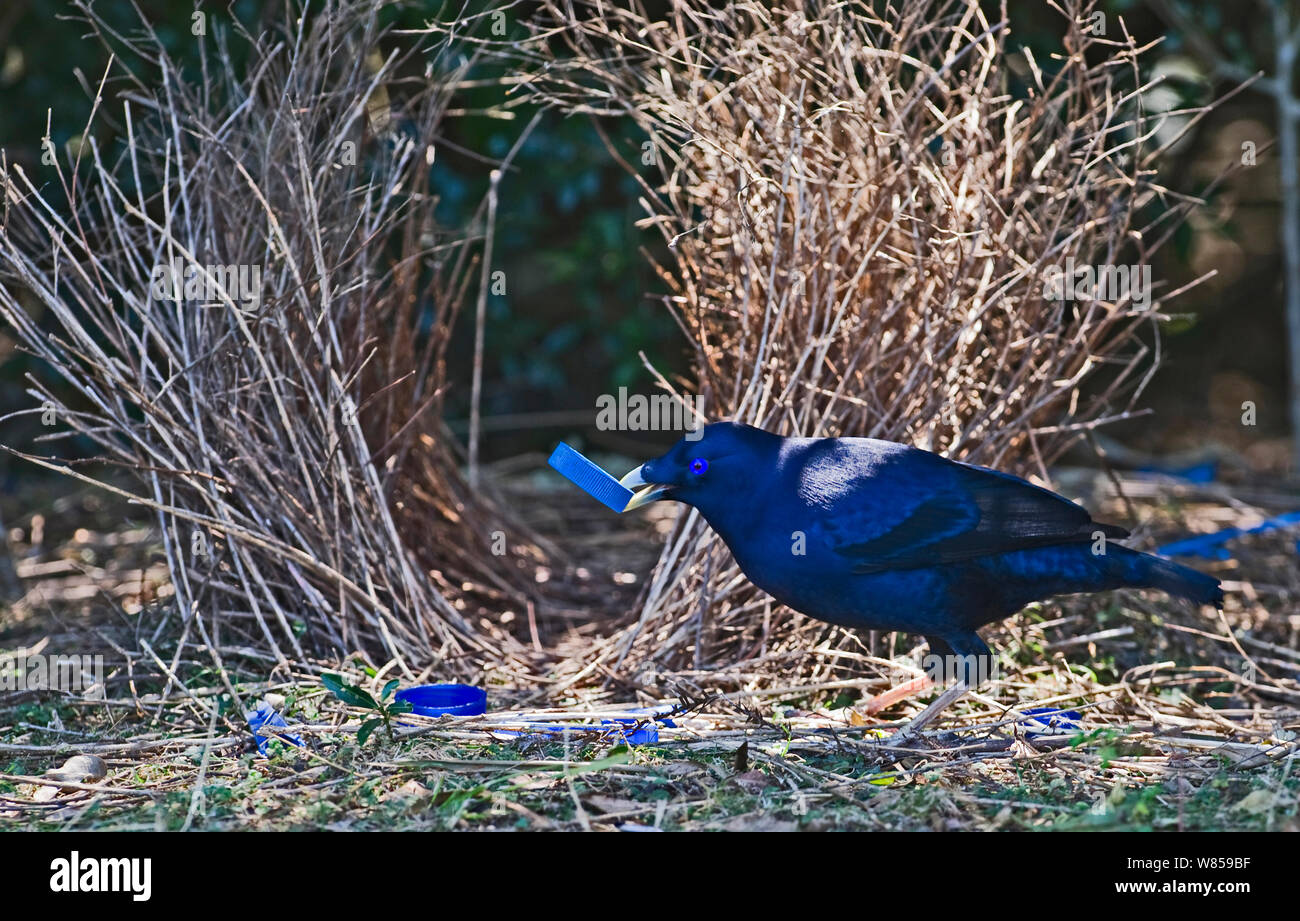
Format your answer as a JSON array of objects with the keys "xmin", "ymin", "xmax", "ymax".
[{"xmin": 0, "ymin": 0, "xmax": 546, "ymax": 702}]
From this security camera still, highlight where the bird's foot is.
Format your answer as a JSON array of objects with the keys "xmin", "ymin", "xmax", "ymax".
[
  {"xmin": 858, "ymin": 674, "xmax": 933, "ymax": 716},
  {"xmin": 883, "ymin": 681, "xmax": 971, "ymax": 747}
]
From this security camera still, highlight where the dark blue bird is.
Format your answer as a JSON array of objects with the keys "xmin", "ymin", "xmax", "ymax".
[{"xmin": 620, "ymin": 422, "xmax": 1222, "ymax": 695}]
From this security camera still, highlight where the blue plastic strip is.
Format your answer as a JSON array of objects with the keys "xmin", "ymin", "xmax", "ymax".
[
  {"xmin": 1018, "ymin": 707, "xmax": 1082, "ymax": 738},
  {"xmin": 1137, "ymin": 461, "xmax": 1218, "ymax": 484},
  {"xmin": 548, "ymin": 443, "xmax": 634, "ymax": 513},
  {"xmin": 1157, "ymin": 510, "xmax": 1300, "ymax": 561},
  {"xmin": 496, "ymin": 711, "xmax": 676, "ymax": 747}
]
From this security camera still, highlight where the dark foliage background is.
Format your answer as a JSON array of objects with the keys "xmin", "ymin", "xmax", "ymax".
[{"xmin": 0, "ymin": 0, "xmax": 1292, "ymax": 471}]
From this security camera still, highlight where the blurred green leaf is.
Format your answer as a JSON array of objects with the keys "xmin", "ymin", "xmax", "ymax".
[{"xmin": 358, "ymin": 718, "xmax": 383, "ymax": 746}]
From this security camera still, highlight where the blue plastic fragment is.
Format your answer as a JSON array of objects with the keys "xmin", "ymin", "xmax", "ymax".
[
  {"xmin": 548, "ymin": 443, "xmax": 634, "ymax": 513},
  {"xmin": 395, "ymin": 684, "xmax": 487, "ymax": 717},
  {"xmin": 1157, "ymin": 510, "xmax": 1300, "ymax": 561},
  {"xmin": 1018, "ymin": 707, "xmax": 1082, "ymax": 738},
  {"xmin": 245, "ymin": 701, "xmax": 304, "ymax": 756},
  {"xmin": 602, "ymin": 720, "xmax": 659, "ymax": 745},
  {"xmin": 621, "ymin": 705, "xmax": 678, "ymax": 728},
  {"xmin": 1137, "ymin": 461, "xmax": 1218, "ymax": 484},
  {"xmin": 605, "ymin": 707, "xmax": 677, "ymax": 744},
  {"xmin": 495, "ymin": 722, "xmax": 656, "ymax": 745},
  {"xmin": 497, "ymin": 708, "xmax": 676, "ymax": 747}
]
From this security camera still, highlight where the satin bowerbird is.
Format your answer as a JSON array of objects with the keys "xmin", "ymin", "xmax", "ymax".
[{"xmin": 620, "ymin": 422, "xmax": 1222, "ymax": 735}]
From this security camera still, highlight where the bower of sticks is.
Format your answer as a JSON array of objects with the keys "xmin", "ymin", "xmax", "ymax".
[{"xmin": 0, "ymin": 0, "xmax": 1295, "ymax": 830}]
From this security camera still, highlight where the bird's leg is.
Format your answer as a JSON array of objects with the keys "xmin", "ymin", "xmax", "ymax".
[
  {"xmin": 881, "ymin": 631, "xmax": 991, "ymax": 744},
  {"xmin": 885, "ymin": 680, "xmax": 971, "ymax": 746},
  {"xmin": 860, "ymin": 674, "xmax": 933, "ymax": 715},
  {"xmin": 857, "ymin": 635, "xmax": 957, "ymax": 717}
]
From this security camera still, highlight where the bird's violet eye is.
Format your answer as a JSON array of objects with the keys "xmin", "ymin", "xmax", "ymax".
[{"xmin": 690, "ymin": 458, "xmax": 708, "ymax": 475}]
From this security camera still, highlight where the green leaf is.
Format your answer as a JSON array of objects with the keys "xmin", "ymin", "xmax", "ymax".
[
  {"xmin": 565, "ymin": 746, "xmax": 632, "ymax": 776},
  {"xmin": 358, "ymin": 718, "xmax": 384, "ymax": 745},
  {"xmin": 387, "ymin": 700, "xmax": 413, "ymax": 716},
  {"xmin": 321, "ymin": 674, "xmax": 377, "ymax": 710},
  {"xmin": 351, "ymin": 688, "xmax": 379, "ymax": 709},
  {"xmin": 382, "ymin": 679, "xmax": 400, "ymax": 702}
]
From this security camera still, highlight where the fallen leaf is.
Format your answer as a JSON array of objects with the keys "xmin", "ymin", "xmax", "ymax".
[
  {"xmin": 584, "ymin": 795, "xmax": 643, "ymax": 815},
  {"xmin": 731, "ymin": 770, "xmax": 775, "ymax": 794},
  {"xmin": 44, "ymin": 754, "xmax": 107, "ymax": 788},
  {"xmin": 508, "ymin": 772, "xmax": 559, "ymax": 790},
  {"xmin": 733, "ymin": 740, "xmax": 749, "ymax": 773},
  {"xmin": 719, "ymin": 813, "xmax": 797, "ymax": 832},
  {"xmin": 1234, "ymin": 789, "xmax": 1289, "ymax": 814},
  {"xmin": 990, "ymin": 805, "xmax": 1014, "ymax": 828},
  {"xmin": 1011, "ymin": 738, "xmax": 1039, "ymax": 760}
]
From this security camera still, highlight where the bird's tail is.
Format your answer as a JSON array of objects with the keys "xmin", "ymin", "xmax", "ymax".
[{"xmin": 1138, "ymin": 552, "xmax": 1224, "ymax": 609}]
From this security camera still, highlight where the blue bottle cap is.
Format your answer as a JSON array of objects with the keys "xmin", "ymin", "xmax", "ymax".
[{"xmin": 395, "ymin": 684, "xmax": 488, "ymax": 717}]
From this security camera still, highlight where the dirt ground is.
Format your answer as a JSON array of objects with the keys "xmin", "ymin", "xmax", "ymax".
[{"xmin": 1, "ymin": 460, "xmax": 1298, "ymax": 831}]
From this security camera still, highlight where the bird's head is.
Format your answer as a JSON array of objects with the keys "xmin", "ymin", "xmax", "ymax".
[{"xmin": 620, "ymin": 421, "xmax": 780, "ymax": 514}]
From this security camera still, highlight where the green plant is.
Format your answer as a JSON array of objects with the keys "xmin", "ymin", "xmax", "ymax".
[{"xmin": 321, "ymin": 675, "xmax": 413, "ymax": 745}]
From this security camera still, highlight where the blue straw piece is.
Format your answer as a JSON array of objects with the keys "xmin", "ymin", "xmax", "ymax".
[
  {"xmin": 1158, "ymin": 510, "xmax": 1300, "ymax": 560},
  {"xmin": 548, "ymin": 443, "xmax": 634, "ymax": 513},
  {"xmin": 1137, "ymin": 460, "xmax": 1218, "ymax": 484},
  {"xmin": 494, "ymin": 710, "xmax": 676, "ymax": 746}
]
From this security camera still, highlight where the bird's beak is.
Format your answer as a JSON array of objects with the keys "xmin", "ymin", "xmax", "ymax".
[{"xmin": 620, "ymin": 464, "xmax": 671, "ymax": 511}]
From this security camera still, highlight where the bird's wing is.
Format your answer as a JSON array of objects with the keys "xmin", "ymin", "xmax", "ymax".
[{"xmin": 802, "ymin": 441, "xmax": 1128, "ymax": 574}]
